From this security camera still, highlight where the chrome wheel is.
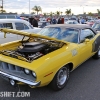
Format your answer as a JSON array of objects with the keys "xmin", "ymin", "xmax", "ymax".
[
  {"xmin": 57, "ymin": 67, "xmax": 68, "ymax": 86},
  {"xmin": 50, "ymin": 66, "xmax": 69, "ymax": 91}
]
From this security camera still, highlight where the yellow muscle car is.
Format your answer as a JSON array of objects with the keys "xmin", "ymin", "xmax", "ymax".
[{"xmin": 0, "ymin": 24, "xmax": 100, "ymax": 91}]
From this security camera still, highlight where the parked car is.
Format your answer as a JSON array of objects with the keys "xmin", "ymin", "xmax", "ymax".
[
  {"xmin": 0, "ymin": 19, "xmax": 41, "ymax": 43},
  {"xmin": 65, "ymin": 20, "xmax": 79, "ymax": 24},
  {"xmin": 38, "ymin": 21, "xmax": 50, "ymax": 28},
  {"xmin": 0, "ymin": 15, "xmax": 17, "ymax": 19},
  {"xmin": 92, "ymin": 22, "xmax": 100, "ymax": 32},
  {"xmin": 0, "ymin": 24, "xmax": 99, "ymax": 91},
  {"xmin": 85, "ymin": 20, "xmax": 95, "ymax": 27}
]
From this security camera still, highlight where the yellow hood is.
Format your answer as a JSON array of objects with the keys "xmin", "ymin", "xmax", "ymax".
[{"xmin": 0, "ymin": 28, "xmax": 68, "ymax": 44}]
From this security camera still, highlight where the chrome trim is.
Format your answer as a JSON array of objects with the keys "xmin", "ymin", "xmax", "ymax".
[{"xmin": 0, "ymin": 70, "xmax": 40, "ymax": 86}]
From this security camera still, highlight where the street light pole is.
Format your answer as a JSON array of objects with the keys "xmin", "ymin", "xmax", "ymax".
[
  {"xmin": 29, "ymin": 0, "xmax": 30, "ymax": 14},
  {"xmin": 80, "ymin": 5, "xmax": 88, "ymax": 14},
  {"xmin": 83, "ymin": 6, "xmax": 84, "ymax": 14}
]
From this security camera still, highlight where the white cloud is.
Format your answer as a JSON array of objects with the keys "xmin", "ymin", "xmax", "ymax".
[{"xmin": 1, "ymin": 0, "xmax": 100, "ymax": 14}]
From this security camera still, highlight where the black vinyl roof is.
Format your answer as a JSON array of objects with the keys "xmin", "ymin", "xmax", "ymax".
[{"xmin": 46, "ymin": 24, "xmax": 97, "ymax": 34}]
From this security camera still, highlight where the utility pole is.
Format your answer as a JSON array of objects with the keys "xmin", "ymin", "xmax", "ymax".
[{"xmin": 29, "ymin": 0, "xmax": 30, "ymax": 14}]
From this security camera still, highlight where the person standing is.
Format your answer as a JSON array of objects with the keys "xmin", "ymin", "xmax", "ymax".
[
  {"xmin": 52, "ymin": 16, "xmax": 57, "ymax": 24},
  {"xmin": 61, "ymin": 16, "xmax": 64, "ymax": 24},
  {"xmin": 32, "ymin": 16, "xmax": 38, "ymax": 27},
  {"xmin": 57, "ymin": 17, "xmax": 62, "ymax": 24}
]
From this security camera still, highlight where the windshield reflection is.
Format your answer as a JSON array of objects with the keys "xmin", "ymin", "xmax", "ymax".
[{"xmin": 38, "ymin": 27, "xmax": 79, "ymax": 43}]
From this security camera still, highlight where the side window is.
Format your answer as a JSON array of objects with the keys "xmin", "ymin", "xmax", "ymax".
[
  {"xmin": 0, "ymin": 24, "xmax": 3, "ymax": 28},
  {"xmin": 2, "ymin": 23, "xmax": 13, "ymax": 29},
  {"xmin": 15, "ymin": 23, "xmax": 29, "ymax": 30},
  {"xmin": 24, "ymin": 24, "xmax": 29, "ymax": 29},
  {"xmin": 92, "ymin": 23, "xmax": 100, "ymax": 31},
  {"xmin": 80, "ymin": 29, "xmax": 95, "ymax": 43},
  {"xmin": 15, "ymin": 23, "xmax": 24, "ymax": 30}
]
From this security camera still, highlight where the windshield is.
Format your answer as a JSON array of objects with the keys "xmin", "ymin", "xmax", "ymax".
[
  {"xmin": 92, "ymin": 23, "xmax": 100, "ymax": 31},
  {"xmin": 38, "ymin": 27, "xmax": 79, "ymax": 43}
]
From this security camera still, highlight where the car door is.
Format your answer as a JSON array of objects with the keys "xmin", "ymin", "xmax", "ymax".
[{"xmin": 78, "ymin": 28, "xmax": 96, "ymax": 63}]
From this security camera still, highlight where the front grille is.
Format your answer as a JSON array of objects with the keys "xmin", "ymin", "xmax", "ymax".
[
  {"xmin": 1, "ymin": 62, "xmax": 22, "ymax": 71},
  {"xmin": 0, "ymin": 61, "xmax": 36, "ymax": 82}
]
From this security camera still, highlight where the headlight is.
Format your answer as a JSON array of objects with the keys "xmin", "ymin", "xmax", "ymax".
[
  {"xmin": 32, "ymin": 71, "xmax": 36, "ymax": 78},
  {"xmin": 24, "ymin": 68, "xmax": 30, "ymax": 75}
]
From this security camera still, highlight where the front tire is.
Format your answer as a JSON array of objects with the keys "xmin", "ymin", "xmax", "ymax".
[
  {"xmin": 50, "ymin": 66, "xmax": 69, "ymax": 91},
  {"xmin": 93, "ymin": 48, "xmax": 100, "ymax": 59}
]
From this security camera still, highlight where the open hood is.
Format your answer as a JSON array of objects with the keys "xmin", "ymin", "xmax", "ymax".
[
  {"xmin": 0, "ymin": 28, "xmax": 69, "ymax": 63},
  {"xmin": 0, "ymin": 28, "xmax": 68, "ymax": 44}
]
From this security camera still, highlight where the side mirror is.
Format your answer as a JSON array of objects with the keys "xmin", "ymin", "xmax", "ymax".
[{"xmin": 85, "ymin": 39, "xmax": 90, "ymax": 43}]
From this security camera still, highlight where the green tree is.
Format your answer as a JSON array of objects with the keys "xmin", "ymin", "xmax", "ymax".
[
  {"xmin": 31, "ymin": 12, "xmax": 35, "ymax": 14},
  {"xmin": 0, "ymin": 9, "xmax": 6, "ymax": 13},
  {"xmin": 0, "ymin": 6, "xmax": 6, "ymax": 13},
  {"xmin": 88, "ymin": 12, "xmax": 93, "ymax": 16},
  {"xmin": 49, "ymin": 12, "xmax": 53, "ymax": 17},
  {"xmin": 97, "ymin": 9, "xmax": 100, "ymax": 15},
  {"xmin": 32, "ymin": 6, "xmax": 42, "ymax": 15},
  {"xmin": 65, "ymin": 9, "xmax": 71, "ymax": 15},
  {"xmin": 60, "ymin": 11, "xmax": 63, "ymax": 15},
  {"xmin": 56, "ymin": 11, "xmax": 60, "ymax": 16},
  {"xmin": 53, "ymin": 13, "xmax": 55, "ymax": 15},
  {"xmin": 43, "ymin": 13, "xmax": 47, "ymax": 17},
  {"xmin": 83, "ymin": 12, "xmax": 86, "ymax": 15},
  {"xmin": 72, "ymin": 13, "xmax": 74, "ymax": 16},
  {"xmin": 21, "ymin": 12, "xmax": 25, "ymax": 14}
]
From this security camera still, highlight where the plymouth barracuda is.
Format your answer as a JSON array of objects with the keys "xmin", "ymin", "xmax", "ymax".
[{"xmin": 0, "ymin": 24, "xmax": 100, "ymax": 91}]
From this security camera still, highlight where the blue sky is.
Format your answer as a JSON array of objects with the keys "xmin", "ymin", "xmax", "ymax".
[{"xmin": 1, "ymin": 0, "xmax": 100, "ymax": 14}]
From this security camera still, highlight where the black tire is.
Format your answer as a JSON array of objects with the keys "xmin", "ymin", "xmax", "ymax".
[
  {"xmin": 49, "ymin": 66, "xmax": 69, "ymax": 91},
  {"xmin": 93, "ymin": 48, "xmax": 100, "ymax": 59}
]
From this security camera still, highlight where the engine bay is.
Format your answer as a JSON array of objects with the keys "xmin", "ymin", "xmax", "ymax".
[{"xmin": 0, "ymin": 37, "xmax": 65, "ymax": 62}]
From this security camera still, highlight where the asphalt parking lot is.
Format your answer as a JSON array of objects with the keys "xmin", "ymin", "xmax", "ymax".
[{"xmin": 0, "ymin": 58, "xmax": 100, "ymax": 100}]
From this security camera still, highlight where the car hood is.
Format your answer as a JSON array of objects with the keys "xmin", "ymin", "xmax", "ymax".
[
  {"xmin": 21, "ymin": 28, "xmax": 41, "ymax": 33},
  {"xmin": 0, "ymin": 28, "xmax": 69, "ymax": 44}
]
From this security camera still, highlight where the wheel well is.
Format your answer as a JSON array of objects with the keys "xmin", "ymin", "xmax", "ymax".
[{"xmin": 65, "ymin": 63, "xmax": 73, "ymax": 71}]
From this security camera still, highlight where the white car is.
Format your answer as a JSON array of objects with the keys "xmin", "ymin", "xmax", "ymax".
[
  {"xmin": 65, "ymin": 20, "xmax": 79, "ymax": 24},
  {"xmin": 0, "ymin": 19, "xmax": 41, "ymax": 43}
]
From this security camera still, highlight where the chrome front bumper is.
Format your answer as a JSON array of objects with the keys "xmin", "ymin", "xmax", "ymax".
[{"xmin": 0, "ymin": 70, "xmax": 41, "ymax": 86}]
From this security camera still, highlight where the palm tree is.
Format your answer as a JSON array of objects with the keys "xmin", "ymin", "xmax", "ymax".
[
  {"xmin": 43, "ymin": 13, "xmax": 47, "ymax": 17},
  {"xmin": 0, "ymin": 9, "xmax": 6, "ymax": 13},
  {"xmin": 21, "ymin": 12, "xmax": 25, "ymax": 14},
  {"xmin": 56, "ymin": 11, "xmax": 60, "ymax": 16},
  {"xmin": 32, "ymin": 6, "xmax": 42, "ymax": 15},
  {"xmin": 65, "ymin": 9, "xmax": 71, "ymax": 15},
  {"xmin": 88, "ymin": 12, "xmax": 93, "ymax": 16},
  {"xmin": 0, "ymin": 6, "xmax": 6, "ymax": 13},
  {"xmin": 72, "ymin": 13, "xmax": 74, "ymax": 16},
  {"xmin": 65, "ymin": 9, "xmax": 71, "ymax": 18},
  {"xmin": 97, "ymin": 9, "xmax": 100, "ymax": 15},
  {"xmin": 49, "ymin": 12, "xmax": 53, "ymax": 17},
  {"xmin": 31, "ymin": 12, "xmax": 35, "ymax": 14},
  {"xmin": 60, "ymin": 11, "xmax": 63, "ymax": 15},
  {"xmin": 83, "ymin": 12, "xmax": 86, "ymax": 15},
  {"xmin": 53, "ymin": 13, "xmax": 55, "ymax": 15}
]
